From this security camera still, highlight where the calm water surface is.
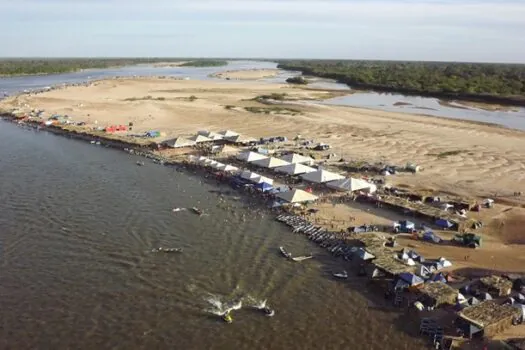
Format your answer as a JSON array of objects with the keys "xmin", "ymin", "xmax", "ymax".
[{"xmin": 0, "ymin": 121, "xmax": 427, "ymax": 349}]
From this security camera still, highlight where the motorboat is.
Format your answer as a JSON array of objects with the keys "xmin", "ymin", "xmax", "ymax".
[
  {"xmin": 333, "ymin": 270, "xmax": 348, "ymax": 279},
  {"xmin": 222, "ymin": 311, "xmax": 233, "ymax": 323},
  {"xmin": 191, "ymin": 207, "xmax": 203, "ymax": 216},
  {"xmin": 263, "ymin": 307, "xmax": 275, "ymax": 317},
  {"xmin": 152, "ymin": 247, "xmax": 183, "ymax": 253},
  {"xmin": 136, "ymin": 161, "xmax": 145, "ymax": 166},
  {"xmin": 279, "ymin": 246, "xmax": 292, "ymax": 259},
  {"xmin": 292, "ymin": 255, "xmax": 313, "ymax": 262}
]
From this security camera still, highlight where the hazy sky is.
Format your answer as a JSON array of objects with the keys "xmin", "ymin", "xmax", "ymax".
[{"xmin": 1, "ymin": 0, "xmax": 524, "ymax": 62}]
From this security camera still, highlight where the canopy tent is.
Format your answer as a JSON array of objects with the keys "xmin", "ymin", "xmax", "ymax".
[
  {"xmin": 197, "ymin": 130, "xmax": 223, "ymax": 140},
  {"xmin": 275, "ymin": 163, "xmax": 316, "ymax": 175},
  {"xmin": 326, "ymin": 177, "xmax": 374, "ymax": 192},
  {"xmin": 222, "ymin": 165, "xmax": 240, "ymax": 173},
  {"xmin": 275, "ymin": 189, "xmax": 318, "ymax": 203},
  {"xmin": 188, "ymin": 134, "xmax": 213, "ymax": 143},
  {"xmin": 253, "ymin": 176, "xmax": 274, "ymax": 185},
  {"xmin": 211, "ymin": 162, "xmax": 225, "ymax": 169},
  {"xmin": 255, "ymin": 182, "xmax": 273, "ymax": 192},
  {"xmin": 280, "ymin": 153, "xmax": 315, "ymax": 165},
  {"xmin": 398, "ymin": 272, "xmax": 424, "ymax": 286},
  {"xmin": 225, "ymin": 135, "xmax": 257, "ymax": 145},
  {"xmin": 300, "ymin": 170, "xmax": 344, "ymax": 183},
  {"xmin": 251, "ymin": 157, "xmax": 291, "ymax": 169},
  {"xmin": 218, "ymin": 130, "xmax": 239, "ymax": 137},
  {"xmin": 240, "ymin": 170, "xmax": 261, "ymax": 182},
  {"xmin": 236, "ymin": 151, "xmax": 268, "ymax": 163},
  {"xmin": 187, "ymin": 155, "xmax": 198, "ymax": 162},
  {"xmin": 356, "ymin": 248, "xmax": 375, "ymax": 261},
  {"xmin": 417, "ymin": 265, "xmax": 431, "ymax": 278},
  {"xmin": 162, "ymin": 137, "xmax": 196, "ymax": 148}
]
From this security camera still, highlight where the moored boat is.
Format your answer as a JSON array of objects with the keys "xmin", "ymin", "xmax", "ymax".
[
  {"xmin": 191, "ymin": 207, "xmax": 203, "ymax": 215},
  {"xmin": 333, "ymin": 270, "xmax": 348, "ymax": 279},
  {"xmin": 279, "ymin": 246, "xmax": 292, "ymax": 259}
]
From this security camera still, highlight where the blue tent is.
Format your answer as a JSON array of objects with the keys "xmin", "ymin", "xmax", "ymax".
[
  {"xmin": 255, "ymin": 182, "xmax": 273, "ymax": 192},
  {"xmin": 399, "ymin": 272, "xmax": 424, "ymax": 286},
  {"xmin": 423, "ymin": 231, "xmax": 443, "ymax": 243},
  {"xmin": 436, "ymin": 219, "xmax": 454, "ymax": 229},
  {"xmin": 431, "ymin": 272, "xmax": 447, "ymax": 283}
]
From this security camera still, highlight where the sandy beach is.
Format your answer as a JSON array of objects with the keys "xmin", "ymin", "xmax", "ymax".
[
  {"xmin": 211, "ymin": 68, "xmax": 280, "ymax": 80},
  {"xmin": 2, "ymin": 77, "xmax": 525, "ymax": 272}
]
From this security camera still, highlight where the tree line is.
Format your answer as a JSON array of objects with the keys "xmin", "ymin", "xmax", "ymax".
[{"xmin": 277, "ymin": 60, "xmax": 525, "ymax": 105}]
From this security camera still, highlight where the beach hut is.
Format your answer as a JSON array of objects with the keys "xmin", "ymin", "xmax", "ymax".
[
  {"xmin": 275, "ymin": 189, "xmax": 318, "ymax": 203},
  {"xmin": 458, "ymin": 301, "xmax": 521, "ymax": 338},
  {"xmin": 419, "ymin": 281, "xmax": 458, "ymax": 307},
  {"xmin": 326, "ymin": 178, "xmax": 374, "ymax": 192},
  {"xmin": 251, "ymin": 157, "xmax": 291, "ymax": 169},
  {"xmin": 280, "ymin": 153, "xmax": 315, "ymax": 166},
  {"xmin": 236, "ymin": 151, "xmax": 268, "ymax": 163},
  {"xmin": 300, "ymin": 170, "xmax": 344, "ymax": 184},
  {"xmin": 162, "ymin": 137, "xmax": 197, "ymax": 148},
  {"xmin": 480, "ymin": 275, "xmax": 513, "ymax": 297},
  {"xmin": 218, "ymin": 130, "xmax": 239, "ymax": 137},
  {"xmin": 275, "ymin": 163, "xmax": 316, "ymax": 175},
  {"xmin": 188, "ymin": 134, "xmax": 213, "ymax": 143}
]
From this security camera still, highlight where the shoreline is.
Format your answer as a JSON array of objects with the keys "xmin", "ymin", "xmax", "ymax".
[{"xmin": 2, "ymin": 113, "xmax": 524, "ymax": 347}]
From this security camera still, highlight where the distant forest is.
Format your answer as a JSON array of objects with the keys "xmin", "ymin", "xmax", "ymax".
[
  {"xmin": 277, "ymin": 60, "xmax": 525, "ymax": 106},
  {"xmin": 0, "ymin": 58, "xmax": 220, "ymax": 76},
  {"xmin": 179, "ymin": 60, "xmax": 228, "ymax": 67}
]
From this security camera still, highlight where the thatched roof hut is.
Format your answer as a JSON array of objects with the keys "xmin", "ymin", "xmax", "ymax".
[
  {"xmin": 480, "ymin": 275, "xmax": 513, "ymax": 297},
  {"xmin": 458, "ymin": 301, "xmax": 521, "ymax": 338},
  {"xmin": 419, "ymin": 282, "xmax": 458, "ymax": 307}
]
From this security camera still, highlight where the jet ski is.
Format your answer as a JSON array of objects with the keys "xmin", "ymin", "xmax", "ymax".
[
  {"xmin": 222, "ymin": 311, "xmax": 233, "ymax": 323},
  {"xmin": 263, "ymin": 307, "xmax": 275, "ymax": 317}
]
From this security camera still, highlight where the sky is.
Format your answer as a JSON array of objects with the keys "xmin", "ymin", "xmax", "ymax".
[{"xmin": 0, "ymin": 0, "xmax": 524, "ymax": 62}]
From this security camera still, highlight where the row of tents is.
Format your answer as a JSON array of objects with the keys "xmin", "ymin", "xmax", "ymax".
[
  {"xmin": 187, "ymin": 155, "xmax": 319, "ymax": 204},
  {"xmin": 237, "ymin": 151, "xmax": 377, "ymax": 192},
  {"xmin": 163, "ymin": 130, "xmax": 258, "ymax": 148}
]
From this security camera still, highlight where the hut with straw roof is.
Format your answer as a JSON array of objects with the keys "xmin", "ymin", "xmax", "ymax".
[
  {"xmin": 457, "ymin": 300, "xmax": 521, "ymax": 338},
  {"xmin": 418, "ymin": 281, "xmax": 458, "ymax": 308},
  {"xmin": 479, "ymin": 275, "xmax": 513, "ymax": 297}
]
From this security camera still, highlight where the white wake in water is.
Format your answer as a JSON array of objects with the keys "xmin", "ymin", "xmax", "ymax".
[{"xmin": 204, "ymin": 293, "xmax": 243, "ymax": 316}]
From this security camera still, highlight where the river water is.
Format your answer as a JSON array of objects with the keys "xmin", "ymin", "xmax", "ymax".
[
  {"xmin": 0, "ymin": 121, "xmax": 428, "ymax": 349},
  {"xmin": 1, "ymin": 60, "xmax": 524, "ymax": 131}
]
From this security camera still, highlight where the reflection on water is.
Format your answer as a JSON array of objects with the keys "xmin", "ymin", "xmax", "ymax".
[{"xmin": 0, "ymin": 121, "xmax": 426, "ymax": 349}]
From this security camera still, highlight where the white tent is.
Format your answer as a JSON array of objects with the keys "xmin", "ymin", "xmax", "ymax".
[
  {"xmin": 211, "ymin": 162, "xmax": 225, "ymax": 169},
  {"xmin": 187, "ymin": 155, "xmax": 198, "ymax": 162},
  {"xmin": 226, "ymin": 135, "xmax": 257, "ymax": 144},
  {"xmin": 222, "ymin": 165, "xmax": 240, "ymax": 173},
  {"xmin": 275, "ymin": 163, "xmax": 316, "ymax": 175},
  {"xmin": 219, "ymin": 130, "xmax": 239, "ymax": 137},
  {"xmin": 438, "ymin": 257, "xmax": 453, "ymax": 268},
  {"xmin": 162, "ymin": 137, "xmax": 196, "ymax": 148},
  {"xmin": 251, "ymin": 157, "xmax": 291, "ymax": 169},
  {"xmin": 253, "ymin": 176, "xmax": 274, "ymax": 185},
  {"xmin": 203, "ymin": 159, "xmax": 218, "ymax": 167},
  {"xmin": 188, "ymin": 134, "xmax": 213, "ymax": 143},
  {"xmin": 236, "ymin": 151, "xmax": 268, "ymax": 163},
  {"xmin": 240, "ymin": 170, "xmax": 261, "ymax": 182},
  {"xmin": 198, "ymin": 130, "xmax": 223, "ymax": 140},
  {"xmin": 300, "ymin": 170, "xmax": 344, "ymax": 183},
  {"xmin": 326, "ymin": 178, "xmax": 373, "ymax": 192},
  {"xmin": 197, "ymin": 156, "xmax": 209, "ymax": 163},
  {"xmin": 276, "ymin": 189, "xmax": 318, "ymax": 203},
  {"xmin": 280, "ymin": 153, "xmax": 315, "ymax": 165}
]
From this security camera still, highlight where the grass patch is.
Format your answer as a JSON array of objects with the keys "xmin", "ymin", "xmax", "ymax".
[
  {"xmin": 123, "ymin": 95, "xmax": 166, "ymax": 102},
  {"xmin": 244, "ymin": 106, "xmax": 300, "ymax": 116},
  {"xmin": 436, "ymin": 150, "xmax": 466, "ymax": 158}
]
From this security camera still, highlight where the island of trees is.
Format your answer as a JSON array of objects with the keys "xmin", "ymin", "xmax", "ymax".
[
  {"xmin": 285, "ymin": 76, "xmax": 309, "ymax": 85},
  {"xmin": 277, "ymin": 60, "xmax": 525, "ymax": 106},
  {"xmin": 179, "ymin": 60, "xmax": 228, "ymax": 67}
]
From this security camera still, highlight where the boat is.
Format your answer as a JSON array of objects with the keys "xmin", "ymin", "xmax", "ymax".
[
  {"xmin": 263, "ymin": 307, "xmax": 275, "ymax": 317},
  {"xmin": 191, "ymin": 207, "xmax": 203, "ymax": 215},
  {"xmin": 292, "ymin": 255, "xmax": 313, "ymax": 262},
  {"xmin": 222, "ymin": 311, "xmax": 233, "ymax": 323},
  {"xmin": 136, "ymin": 161, "xmax": 144, "ymax": 166},
  {"xmin": 279, "ymin": 246, "xmax": 292, "ymax": 259},
  {"xmin": 152, "ymin": 247, "xmax": 183, "ymax": 253},
  {"xmin": 332, "ymin": 270, "xmax": 348, "ymax": 279}
]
